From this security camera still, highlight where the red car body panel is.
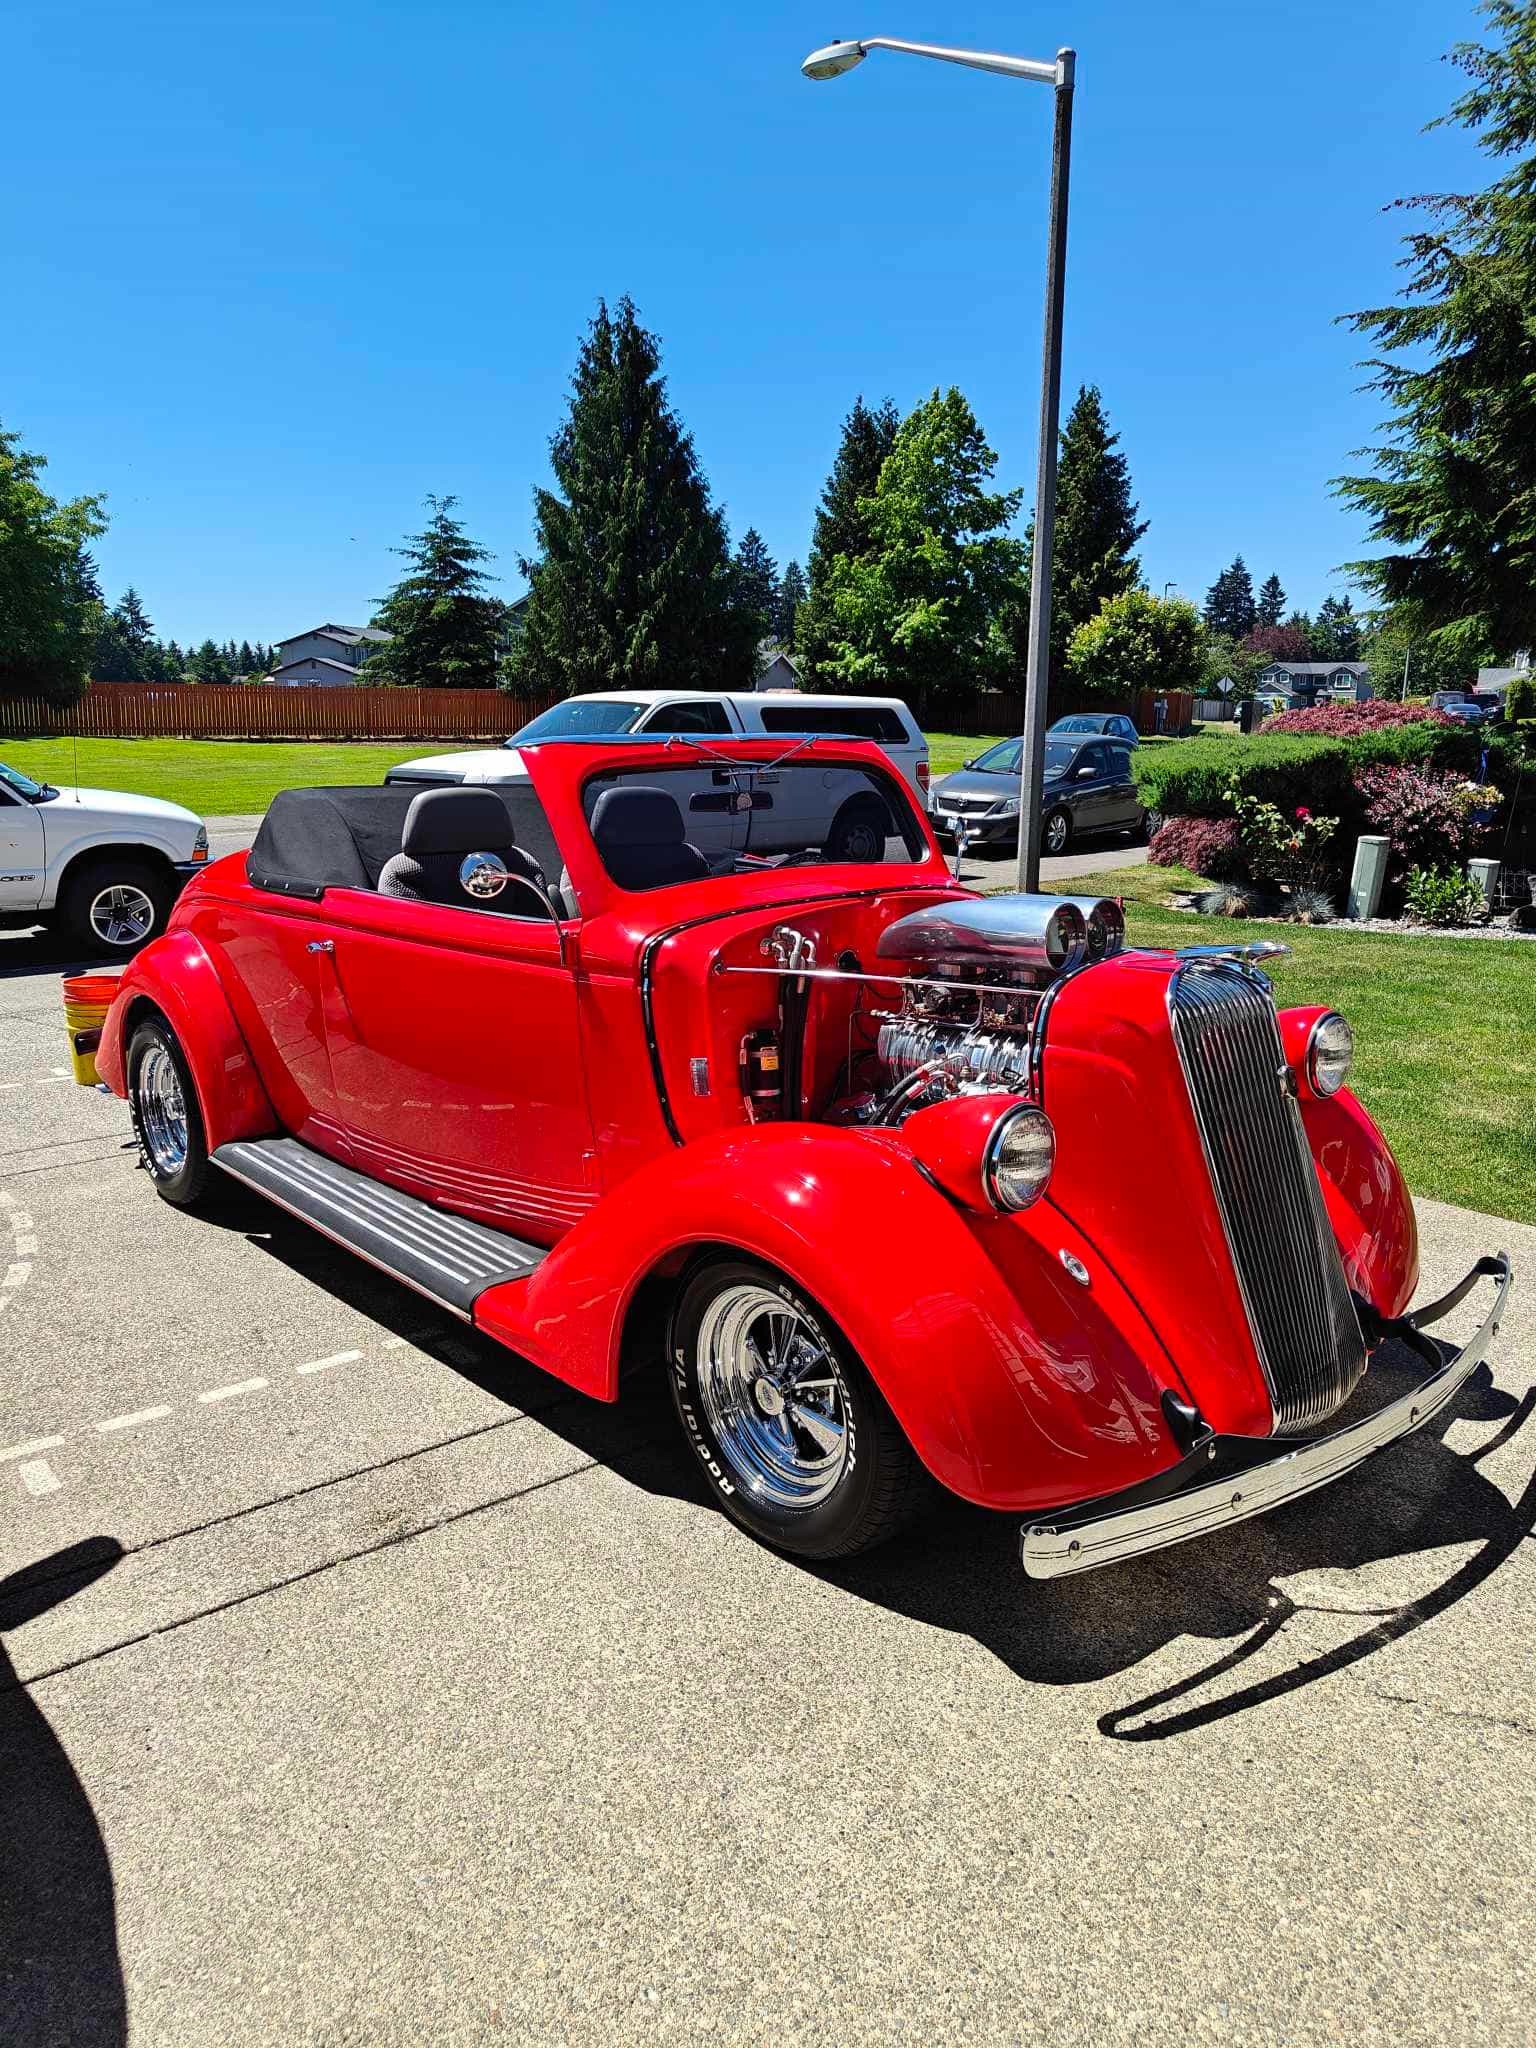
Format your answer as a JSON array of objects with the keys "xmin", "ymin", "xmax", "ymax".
[{"xmin": 100, "ymin": 735, "xmax": 1424, "ymax": 1517}]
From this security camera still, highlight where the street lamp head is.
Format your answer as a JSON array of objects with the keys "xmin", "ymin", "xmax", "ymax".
[{"xmin": 801, "ymin": 39, "xmax": 866, "ymax": 80}]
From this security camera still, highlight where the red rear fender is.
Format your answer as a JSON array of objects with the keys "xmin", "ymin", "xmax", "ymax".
[
  {"xmin": 475, "ymin": 1124, "xmax": 1190, "ymax": 1513},
  {"xmin": 98, "ymin": 931, "xmax": 277, "ymax": 1152}
]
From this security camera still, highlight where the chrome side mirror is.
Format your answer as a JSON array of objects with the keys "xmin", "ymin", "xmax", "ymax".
[
  {"xmin": 952, "ymin": 821, "xmax": 976, "ymax": 881},
  {"xmin": 460, "ymin": 851, "xmax": 509, "ymax": 899}
]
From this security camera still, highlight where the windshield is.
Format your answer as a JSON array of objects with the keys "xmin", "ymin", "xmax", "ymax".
[
  {"xmin": 0, "ymin": 761, "xmax": 51, "ymax": 801},
  {"xmin": 1043, "ymin": 742, "xmax": 1077, "ymax": 775},
  {"xmin": 1052, "ymin": 715, "xmax": 1096, "ymax": 733},
  {"xmin": 509, "ymin": 699, "xmax": 644, "ymax": 746},
  {"xmin": 969, "ymin": 738, "xmax": 1022, "ymax": 773},
  {"xmin": 582, "ymin": 759, "xmax": 927, "ymax": 890}
]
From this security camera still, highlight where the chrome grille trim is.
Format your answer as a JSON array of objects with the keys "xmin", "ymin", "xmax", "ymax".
[{"xmin": 1168, "ymin": 962, "xmax": 1365, "ymax": 1433}]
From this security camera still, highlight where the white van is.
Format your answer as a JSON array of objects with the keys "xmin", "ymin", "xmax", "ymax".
[{"xmin": 386, "ymin": 689, "xmax": 931, "ymax": 809}]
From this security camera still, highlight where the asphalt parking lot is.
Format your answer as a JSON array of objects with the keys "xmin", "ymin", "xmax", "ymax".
[{"xmin": 3, "ymin": 920, "xmax": 1534, "ymax": 2047}]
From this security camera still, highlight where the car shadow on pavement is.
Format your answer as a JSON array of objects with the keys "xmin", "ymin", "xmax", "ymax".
[
  {"xmin": 188, "ymin": 1203, "xmax": 1536, "ymax": 1743},
  {"xmin": 812, "ymin": 1348, "xmax": 1535, "ymax": 1740},
  {"xmin": 0, "ymin": 1539, "xmax": 128, "ymax": 2047}
]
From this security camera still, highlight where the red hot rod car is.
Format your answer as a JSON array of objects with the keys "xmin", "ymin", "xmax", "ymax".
[{"xmin": 96, "ymin": 735, "xmax": 1511, "ymax": 1575}]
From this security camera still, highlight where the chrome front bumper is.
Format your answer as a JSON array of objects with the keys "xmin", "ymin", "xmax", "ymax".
[{"xmin": 1022, "ymin": 1252, "xmax": 1513, "ymax": 1580}]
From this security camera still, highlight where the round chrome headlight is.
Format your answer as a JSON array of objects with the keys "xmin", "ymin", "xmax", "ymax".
[
  {"xmin": 1307, "ymin": 1011, "xmax": 1354, "ymax": 1097},
  {"xmin": 982, "ymin": 1104, "xmax": 1055, "ymax": 1212}
]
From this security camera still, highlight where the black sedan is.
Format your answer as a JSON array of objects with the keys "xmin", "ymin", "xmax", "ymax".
[
  {"xmin": 1048, "ymin": 711, "xmax": 1140, "ymax": 747},
  {"xmin": 930, "ymin": 736, "xmax": 1146, "ymax": 856}
]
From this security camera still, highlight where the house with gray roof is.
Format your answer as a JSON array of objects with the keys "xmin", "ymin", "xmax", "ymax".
[
  {"xmin": 1257, "ymin": 659, "xmax": 1373, "ymax": 703},
  {"xmin": 271, "ymin": 623, "xmax": 391, "ymax": 687}
]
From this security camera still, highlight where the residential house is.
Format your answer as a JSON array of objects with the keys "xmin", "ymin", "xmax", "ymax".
[
  {"xmin": 270, "ymin": 623, "xmax": 391, "ymax": 687},
  {"xmin": 754, "ymin": 646, "xmax": 801, "ymax": 692},
  {"xmin": 1477, "ymin": 649, "xmax": 1530, "ymax": 704},
  {"xmin": 1256, "ymin": 659, "xmax": 1373, "ymax": 703}
]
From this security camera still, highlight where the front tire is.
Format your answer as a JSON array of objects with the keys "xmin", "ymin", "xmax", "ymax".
[
  {"xmin": 668, "ymin": 1258, "xmax": 932, "ymax": 1559},
  {"xmin": 1042, "ymin": 807, "xmax": 1072, "ymax": 857},
  {"xmin": 127, "ymin": 1016, "xmax": 213, "ymax": 1208},
  {"xmin": 61, "ymin": 859, "xmax": 172, "ymax": 956}
]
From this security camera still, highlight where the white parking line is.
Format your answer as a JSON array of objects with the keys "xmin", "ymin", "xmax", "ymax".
[
  {"xmin": 18, "ymin": 1458, "xmax": 61, "ymax": 1497},
  {"xmin": 198, "ymin": 1377, "xmax": 270, "ymax": 1404},
  {"xmin": 296, "ymin": 1349, "xmax": 362, "ymax": 1375},
  {"xmin": 98, "ymin": 1405, "xmax": 173, "ymax": 1433},
  {"xmin": 0, "ymin": 1433, "xmax": 67, "ymax": 1463}
]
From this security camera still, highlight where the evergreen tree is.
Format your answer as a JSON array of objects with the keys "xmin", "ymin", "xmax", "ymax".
[
  {"xmin": 1310, "ymin": 594, "xmax": 1362, "ymax": 660},
  {"xmin": 732, "ymin": 528, "xmax": 780, "ymax": 642},
  {"xmin": 186, "ymin": 639, "xmax": 230, "ymax": 683},
  {"xmin": 796, "ymin": 395, "xmax": 901, "ymax": 687},
  {"xmin": 363, "ymin": 495, "xmax": 507, "ymax": 688},
  {"xmin": 776, "ymin": 560, "xmax": 807, "ymax": 647},
  {"xmin": 1336, "ymin": 1, "xmax": 1536, "ymax": 662},
  {"xmin": 237, "ymin": 639, "xmax": 255, "ymax": 676},
  {"xmin": 1256, "ymin": 573, "xmax": 1286, "ymax": 627},
  {"xmin": 0, "ymin": 419, "xmax": 107, "ymax": 707},
  {"xmin": 819, "ymin": 388, "xmax": 1024, "ymax": 704},
  {"xmin": 1015, "ymin": 384, "xmax": 1148, "ymax": 685},
  {"xmin": 1203, "ymin": 555, "xmax": 1257, "ymax": 638},
  {"xmin": 115, "ymin": 587, "xmax": 154, "ymax": 652},
  {"xmin": 164, "ymin": 639, "xmax": 185, "ymax": 677},
  {"xmin": 513, "ymin": 298, "xmax": 757, "ymax": 694}
]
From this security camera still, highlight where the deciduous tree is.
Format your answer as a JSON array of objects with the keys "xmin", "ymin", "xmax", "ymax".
[
  {"xmin": 1069, "ymin": 590, "xmax": 1205, "ymax": 700},
  {"xmin": 512, "ymin": 298, "xmax": 756, "ymax": 693},
  {"xmin": 1335, "ymin": 0, "xmax": 1536, "ymax": 662},
  {"xmin": 363, "ymin": 495, "xmax": 507, "ymax": 689},
  {"xmin": 818, "ymin": 388, "xmax": 1023, "ymax": 705},
  {"xmin": 0, "ymin": 419, "xmax": 106, "ymax": 707}
]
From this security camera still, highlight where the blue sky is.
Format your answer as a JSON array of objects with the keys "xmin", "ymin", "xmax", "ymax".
[{"xmin": 7, "ymin": 0, "xmax": 1488, "ymax": 646}]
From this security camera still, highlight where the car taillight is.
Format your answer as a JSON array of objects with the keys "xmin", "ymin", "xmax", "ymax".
[{"xmin": 917, "ymin": 759, "xmax": 930, "ymax": 791}]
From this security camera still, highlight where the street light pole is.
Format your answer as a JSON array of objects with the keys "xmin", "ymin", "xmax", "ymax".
[{"xmin": 800, "ymin": 34, "xmax": 1076, "ymax": 895}]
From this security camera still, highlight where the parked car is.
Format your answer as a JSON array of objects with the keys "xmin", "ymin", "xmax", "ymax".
[
  {"xmin": 0, "ymin": 759, "xmax": 208, "ymax": 953},
  {"xmin": 94, "ymin": 734, "xmax": 1509, "ymax": 1578},
  {"xmin": 1047, "ymin": 712, "xmax": 1140, "ymax": 747},
  {"xmin": 931, "ymin": 736, "xmax": 1144, "ymax": 855},
  {"xmin": 1438, "ymin": 701, "xmax": 1487, "ymax": 726},
  {"xmin": 387, "ymin": 689, "xmax": 931, "ymax": 810}
]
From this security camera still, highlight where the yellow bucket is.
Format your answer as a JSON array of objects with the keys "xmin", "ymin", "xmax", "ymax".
[{"xmin": 62, "ymin": 974, "xmax": 122, "ymax": 1087}]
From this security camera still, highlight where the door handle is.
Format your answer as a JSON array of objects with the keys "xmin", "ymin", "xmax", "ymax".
[{"xmin": 307, "ymin": 939, "xmax": 334, "ymax": 954}]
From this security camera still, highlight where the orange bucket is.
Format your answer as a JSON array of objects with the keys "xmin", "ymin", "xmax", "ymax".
[{"xmin": 61, "ymin": 972, "xmax": 123, "ymax": 1087}]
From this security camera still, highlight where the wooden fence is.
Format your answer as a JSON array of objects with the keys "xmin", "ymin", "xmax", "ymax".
[
  {"xmin": 0, "ymin": 681, "xmax": 558, "ymax": 742},
  {"xmin": 0, "ymin": 679, "xmax": 1197, "ymax": 744}
]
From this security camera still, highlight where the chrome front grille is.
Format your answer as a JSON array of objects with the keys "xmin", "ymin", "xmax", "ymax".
[{"xmin": 1169, "ymin": 962, "xmax": 1365, "ymax": 1433}]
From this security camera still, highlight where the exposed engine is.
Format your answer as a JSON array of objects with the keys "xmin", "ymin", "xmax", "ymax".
[{"xmin": 846, "ymin": 893, "xmax": 1123, "ymax": 1124}]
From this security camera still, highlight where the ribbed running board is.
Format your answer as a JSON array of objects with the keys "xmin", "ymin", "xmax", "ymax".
[{"xmin": 213, "ymin": 1136, "xmax": 545, "ymax": 1319}]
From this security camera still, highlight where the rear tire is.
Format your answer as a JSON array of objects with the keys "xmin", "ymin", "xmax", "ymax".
[
  {"xmin": 668, "ymin": 1257, "xmax": 933, "ymax": 1560},
  {"xmin": 825, "ymin": 796, "xmax": 889, "ymax": 865},
  {"xmin": 127, "ymin": 1016, "xmax": 213, "ymax": 1209},
  {"xmin": 61, "ymin": 859, "xmax": 172, "ymax": 957}
]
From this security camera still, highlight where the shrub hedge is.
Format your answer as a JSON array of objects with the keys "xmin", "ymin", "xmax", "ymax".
[{"xmin": 1134, "ymin": 723, "xmax": 1481, "ymax": 821}]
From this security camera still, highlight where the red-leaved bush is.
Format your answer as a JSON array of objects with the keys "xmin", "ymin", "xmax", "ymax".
[
  {"xmin": 1148, "ymin": 814, "xmax": 1246, "ymax": 878},
  {"xmin": 1356, "ymin": 763, "xmax": 1485, "ymax": 870},
  {"xmin": 1264, "ymin": 701, "xmax": 1454, "ymax": 736}
]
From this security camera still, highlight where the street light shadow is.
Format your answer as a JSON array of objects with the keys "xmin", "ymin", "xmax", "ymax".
[{"xmin": 0, "ymin": 1538, "xmax": 128, "ymax": 2046}]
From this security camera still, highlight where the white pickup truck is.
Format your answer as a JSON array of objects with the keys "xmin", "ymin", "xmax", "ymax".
[{"xmin": 0, "ymin": 760, "xmax": 209, "ymax": 954}]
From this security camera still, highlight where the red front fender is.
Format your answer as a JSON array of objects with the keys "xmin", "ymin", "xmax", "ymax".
[
  {"xmin": 97, "ymin": 930, "xmax": 277, "ymax": 1153},
  {"xmin": 475, "ymin": 1125, "xmax": 1191, "ymax": 1514}
]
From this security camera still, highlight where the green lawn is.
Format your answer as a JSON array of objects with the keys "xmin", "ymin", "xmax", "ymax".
[
  {"xmin": 1049, "ymin": 863, "xmax": 1536, "ymax": 1227},
  {"xmin": 3, "ymin": 736, "xmax": 430, "ymax": 815}
]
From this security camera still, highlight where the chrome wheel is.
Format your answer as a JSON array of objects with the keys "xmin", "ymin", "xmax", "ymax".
[
  {"xmin": 694, "ymin": 1284, "xmax": 849, "ymax": 1509},
  {"xmin": 1043, "ymin": 810, "xmax": 1070, "ymax": 855},
  {"xmin": 89, "ymin": 882, "xmax": 156, "ymax": 948},
  {"xmin": 136, "ymin": 1046, "xmax": 189, "ymax": 1176}
]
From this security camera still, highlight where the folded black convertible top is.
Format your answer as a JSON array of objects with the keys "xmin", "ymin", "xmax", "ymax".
[{"xmin": 247, "ymin": 784, "xmax": 562, "ymax": 899}]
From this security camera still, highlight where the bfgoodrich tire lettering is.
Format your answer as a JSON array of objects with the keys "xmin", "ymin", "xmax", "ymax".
[{"xmin": 667, "ymin": 1257, "xmax": 933, "ymax": 1559}]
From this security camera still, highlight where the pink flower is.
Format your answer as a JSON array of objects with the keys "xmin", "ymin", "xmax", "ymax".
[{"xmin": 1295, "ymin": 806, "xmax": 1311, "ymax": 820}]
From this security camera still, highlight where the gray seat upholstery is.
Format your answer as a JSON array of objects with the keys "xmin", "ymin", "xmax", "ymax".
[
  {"xmin": 378, "ymin": 787, "xmax": 551, "ymax": 916},
  {"xmin": 589, "ymin": 785, "xmax": 709, "ymax": 890}
]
